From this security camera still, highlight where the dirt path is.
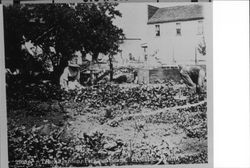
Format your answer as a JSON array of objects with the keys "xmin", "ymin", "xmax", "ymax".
[{"xmin": 111, "ymin": 100, "xmax": 206, "ymax": 122}]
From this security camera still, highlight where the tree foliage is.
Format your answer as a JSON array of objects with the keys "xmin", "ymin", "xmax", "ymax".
[{"xmin": 4, "ymin": 3, "xmax": 124, "ymax": 81}]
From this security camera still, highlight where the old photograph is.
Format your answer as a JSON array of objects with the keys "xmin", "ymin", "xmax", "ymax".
[{"xmin": 3, "ymin": 1, "xmax": 212, "ymax": 168}]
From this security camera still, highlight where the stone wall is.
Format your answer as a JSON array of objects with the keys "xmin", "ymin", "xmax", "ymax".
[
  {"xmin": 135, "ymin": 65, "xmax": 206, "ymax": 84},
  {"xmin": 149, "ymin": 67, "xmax": 182, "ymax": 83}
]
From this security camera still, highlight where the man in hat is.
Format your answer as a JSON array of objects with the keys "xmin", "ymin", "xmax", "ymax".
[
  {"xmin": 177, "ymin": 65, "xmax": 206, "ymax": 94},
  {"xmin": 60, "ymin": 56, "xmax": 82, "ymax": 91}
]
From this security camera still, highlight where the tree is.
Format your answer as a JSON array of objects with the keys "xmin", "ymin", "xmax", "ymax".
[
  {"xmin": 75, "ymin": 3, "xmax": 124, "ymax": 62},
  {"xmin": 4, "ymin": 3, "xmax": 124, "ymax": 83}
]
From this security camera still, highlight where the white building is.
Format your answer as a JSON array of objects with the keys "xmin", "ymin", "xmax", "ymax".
[
  {"xmin": 145, "ymin": 4, "xmax": 206, "ymax": 65},
  {"xmin": 114, "ymin": 38, "xmax": 144, "ymax": 68}
]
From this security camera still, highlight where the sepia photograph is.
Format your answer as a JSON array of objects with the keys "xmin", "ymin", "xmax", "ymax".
[{"xmin": 2, "ymin": 1, "xmax": 212, "ymax": 168}]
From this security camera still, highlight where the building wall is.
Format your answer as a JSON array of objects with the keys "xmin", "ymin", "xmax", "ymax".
[
  {"xmin": 115, "ymin": 39, "xmax": 143, "ymax": 66},
  {"xmin": 137, "ymin": 67, "xmax": 182, "ymax": 84},
  {"xmin": 146, "ymin": 19, "xmax": 206, "ymax": 65},
  {"xmin": 149, "ymin": 67, "xmax": 182, "ymax": 83}
]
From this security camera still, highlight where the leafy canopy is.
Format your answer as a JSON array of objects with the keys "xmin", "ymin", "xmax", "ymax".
[{"xmin": 4, "ymin": 3, "xmax": 125, "ymax": 74}]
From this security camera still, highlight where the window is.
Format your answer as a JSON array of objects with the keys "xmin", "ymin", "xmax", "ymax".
[
  {"xmin": 155, "ymin": 25, "xmax": 160, "ymax": 37},
  {"xmin": 176, "ymin": 23, "xmax": 181, "ymax": 36},
  {"xmin": 198, "ymin": 20, "xmax": 204, "ymax": 35}
]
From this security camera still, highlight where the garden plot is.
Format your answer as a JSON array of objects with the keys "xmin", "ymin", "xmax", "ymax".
[{"xmin": 7, "ymin": 82, "xmax": 207, "ymax": 167}]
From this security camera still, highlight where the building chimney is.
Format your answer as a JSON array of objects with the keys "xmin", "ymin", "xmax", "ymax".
[{"xmin": 148, "ymin": 5, "xmax": 159, "ymax": 20}]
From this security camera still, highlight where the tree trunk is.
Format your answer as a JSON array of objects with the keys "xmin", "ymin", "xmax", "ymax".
[
  {"xmin": 51, "ymin": 56, "xmax": 68, "ymax": 84},
  {"xmin": 92, "ymin": 52, "xmax": 99, "ymax": 62},
  {"xmin": 109, "ymin": 55, "xmax": 113, "ymax": 82}
]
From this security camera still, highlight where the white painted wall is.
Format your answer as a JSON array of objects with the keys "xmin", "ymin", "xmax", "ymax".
[
  {"xmin": 146, "ymin": 19, "xmax": 206, "ymax": 65},
  {"xmin": 117, "ymin": 40, "xmax": 143, "ymax": 64}
]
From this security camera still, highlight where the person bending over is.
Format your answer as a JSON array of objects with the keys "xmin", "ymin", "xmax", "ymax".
[{"xmin": 178, "ymin": 65, "xmax": 206, "ymax": 93}]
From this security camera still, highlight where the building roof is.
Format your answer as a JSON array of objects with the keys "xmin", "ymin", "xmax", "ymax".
[{"xmin": 147, "ymin": 4, "xmax": 204, "ymax": 24}]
